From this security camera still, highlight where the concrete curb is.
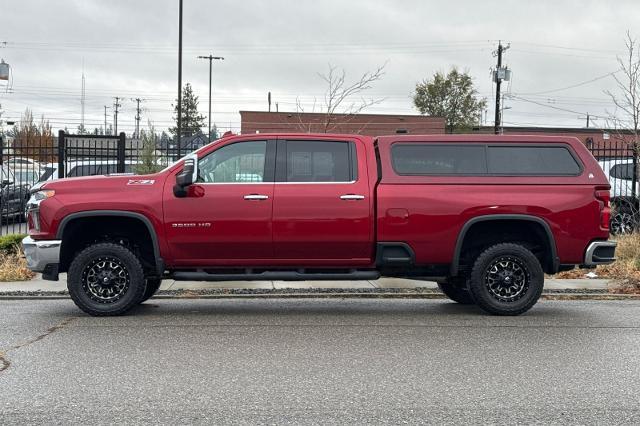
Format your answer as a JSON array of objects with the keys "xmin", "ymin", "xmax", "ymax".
[{"xmin": 0, "ymin": 290, "xmax": 638, "ymax": 301}]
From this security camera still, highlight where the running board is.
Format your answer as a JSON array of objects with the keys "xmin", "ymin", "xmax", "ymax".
[{"xmin": 171, "ymin": 270, "xmax": 381, "ymax": 282}]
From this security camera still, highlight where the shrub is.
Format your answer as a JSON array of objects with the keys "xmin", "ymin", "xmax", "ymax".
[{"xmin": 0, "ymin": 234, "xmax": 26, "ymax": 255}]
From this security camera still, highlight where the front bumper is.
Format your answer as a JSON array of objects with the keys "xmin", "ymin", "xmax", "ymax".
[
  {"xmin": 22, "ymin": 236, "xmax": 61, "ymax": 276},
  {"xmin": 583, "ymin": 240, "xmax": 617, "ymax": 266}
]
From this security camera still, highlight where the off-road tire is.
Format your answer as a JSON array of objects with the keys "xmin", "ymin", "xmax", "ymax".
[
  {"xmin": 139, "ymin": 278, "xmax": 162, "ymax": 303},
  {"xmin": 437, "ymin": 280, "xmax": 475, "ymax": 305},
  {"xmin": 468, "ymin": 243, "xmax": 544, "ymax": 316},
  {"xmin": 68, "ymin": 243, "xmax": 145, "ymax": 316}
]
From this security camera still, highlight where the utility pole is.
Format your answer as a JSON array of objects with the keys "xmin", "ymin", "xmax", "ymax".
[
  {"xmin": 177, "ymin": 0, "xmax": 183, "ymax": 157},
  {"xmin": 80, "ymin": 61, "xmax": 86, "ymax": 134},
  {"xmin": 131, "ymin": 98, "xmax": 144, "ymax": 138},
  {"xmin": 104, "ymin": 105, "xmax": 110, "ymax": 135},
  {"xmin": 197, "ymin": 54, "xmax": 224, "ymax": 142},
  {"xmin": 493, "ymin": 41, "xmax": 510, "ymax": 134},
  {"xmin": 113, "ymin": 97, "xmax": 121, "ymax": 135}
]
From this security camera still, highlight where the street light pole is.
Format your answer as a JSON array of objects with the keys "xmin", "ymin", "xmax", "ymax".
[{"xmin": 198, "ymin": 55, "xmax": 224, "ymax": 142}]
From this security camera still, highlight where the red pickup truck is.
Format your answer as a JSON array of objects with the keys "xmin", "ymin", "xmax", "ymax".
[{"xmin": 22, "ymin": 133, "xmax": 616, "ymax": 316}]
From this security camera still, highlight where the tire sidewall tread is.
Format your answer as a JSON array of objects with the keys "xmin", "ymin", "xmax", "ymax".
[
  {"xmin": 68, "ymin": 243, "xmax": 145, "ymax": 316},
  {"xmin": 468, "ymin": 243, "xmax": 544, "ymax": 316}
]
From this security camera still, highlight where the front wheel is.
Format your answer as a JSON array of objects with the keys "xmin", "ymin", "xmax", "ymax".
[
  {"xmin": 67, "ymin": 243, "xmax": 146, "ymax": 316},
  {"xmin": 468, "ymin": 243, "xmax": 544, "ymax": 316}
]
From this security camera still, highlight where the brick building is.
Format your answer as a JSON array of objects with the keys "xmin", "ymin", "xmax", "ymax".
[{"xmin": 240, "ymin": 111, "xmax": 445, "ymax": 136}]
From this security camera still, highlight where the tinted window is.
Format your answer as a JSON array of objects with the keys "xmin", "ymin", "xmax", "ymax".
[
  {"xmin": 392, "ymin": 144, "xmax": 486, "ymax": 175},
  {"xmin": 610, "ymin": 163, "xmax": 635, "ymax": 180},
  {"xmin": 198, "ymin": 141, "xmax": 266, "ymax": 183},
  {"xmin": 487, "ymin": 146, "xmax": 580, "ymax": 175},
  {"xmin": 68, "ymin": 165, "xmax": 99, "ymax": 177},
  {"xmin": 285, "ymin": 141, "xmax": 355, "ymax": 182}
]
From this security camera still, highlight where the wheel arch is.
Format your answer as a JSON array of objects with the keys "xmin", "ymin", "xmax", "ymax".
[
  {"xmin": 450, "ymin": 214, "xmax": 559, "ymax": 276},
  {"xmin": 56, "ymin": 210, "xmax": 163, "ymax": 276}
]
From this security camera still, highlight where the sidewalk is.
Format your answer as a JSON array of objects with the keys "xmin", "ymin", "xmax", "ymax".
[{"xmin": 0, "ymin": 274, "xmax": 611, "ymax": 295}]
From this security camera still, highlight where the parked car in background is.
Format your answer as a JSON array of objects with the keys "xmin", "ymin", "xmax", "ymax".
[
  {"xmin": 598, "ymin": 158, "xmax": 639, "ymax": 234},
  {"xmin": 0, "ymin": 167, "xmax": 31, "ymax": 222},
  {"xmin": 39, "ymin": 160, "xmax": 138, "ymax": 182}
]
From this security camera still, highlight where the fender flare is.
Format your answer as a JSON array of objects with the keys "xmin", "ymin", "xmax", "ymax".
[
  {"xmin": 56, "ymin": 210, "xmax": 163, "ymax": 274},
  {"xmin": 450, "ymin": 214, "xmax": 559, "ymax": 276}
]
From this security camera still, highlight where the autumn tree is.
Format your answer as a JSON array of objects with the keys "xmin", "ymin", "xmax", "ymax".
[
  {"xmin": 170, "ymin": 83, "xmax": 206, "ymax": 138},
  {"xmin": 10, "ymin": 109, "xmax": 56, "ymax": 162},
  {"xmin": 413, "ymin": 67, "xmax": 486, "ymax": 133}
]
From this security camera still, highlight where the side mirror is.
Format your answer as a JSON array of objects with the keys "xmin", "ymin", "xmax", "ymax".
[
  {"xmin": 173, "ymin": 153, "xmax": 198, "ymax": 198},
  {"xmin": 1, "ymin": 180, "xmax": 12, "ymax": 188}
]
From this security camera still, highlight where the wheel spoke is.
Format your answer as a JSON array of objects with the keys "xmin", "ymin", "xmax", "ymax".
[
  {"xmin": 484, "ymin": 255, "xmax": 530, "ymax": 303},
  {"xmin": 82, "ymin": 255, "xmax": 130, "ymax": 304}
]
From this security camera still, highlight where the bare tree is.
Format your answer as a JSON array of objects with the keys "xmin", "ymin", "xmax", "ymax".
[
  {"xmin": 605, "ymin": 31, "xmax": 640, "ymax": 230},
  {"xmin": 295, "ymin": 63, "xmax": 386, "ymax": 133},
  {"xmin": 605, "ymin": 31, "xmax": 640, "ymax": 144}
]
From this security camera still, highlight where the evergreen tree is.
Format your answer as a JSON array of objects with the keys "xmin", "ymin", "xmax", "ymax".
[
  {"xmin": 170, "ymin": 83, "xmax": 205, "ymax": 138},
  {"xmin": 135, "ymin": 121, "xmax": 163, "ymax": 175}
]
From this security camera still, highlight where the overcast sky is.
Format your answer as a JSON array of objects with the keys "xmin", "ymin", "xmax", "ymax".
[{"xmin": 1, "ymin": 0, "xmax": 639, "ymax": 135}]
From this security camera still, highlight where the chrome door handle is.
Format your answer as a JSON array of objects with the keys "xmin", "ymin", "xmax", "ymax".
[
  {"xmin": 340, "ymin": 194, "xmax": 365, "ymax": 200},
  {"xmin": 244, "ymin": 194, "xmax": 269, "ymax": 201}
]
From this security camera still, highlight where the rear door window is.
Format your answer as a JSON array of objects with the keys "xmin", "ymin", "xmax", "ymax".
[{"xmin": 284, "ymin": 140, "xmax": 356, "ymax": 182}]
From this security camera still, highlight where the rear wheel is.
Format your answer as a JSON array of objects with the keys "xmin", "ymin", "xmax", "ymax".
[
  {"xmin": 468, "ymin": 243, "xmax": 544, "ymax": 316},
  {"xmin": 139, "ymin": 278, "xmax": 162, "ymax": 303},
  {"xmin": 67, "ymin": 243, "xmax": 145, "ymax": 316},
  {"xmin": 437, "ymin": 279, "xmax": 475, "ymax": 305}
]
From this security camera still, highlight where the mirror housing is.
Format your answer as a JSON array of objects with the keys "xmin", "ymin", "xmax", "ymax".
[{"xmin": 173, "ymin": 153, "xmax": 198, "ymax": 198}]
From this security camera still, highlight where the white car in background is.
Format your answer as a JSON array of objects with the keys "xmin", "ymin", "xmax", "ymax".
[
  {"xmin": 39, "ymin": 160, "xmax": 140, "ymax": 182},
  {"xmin": 599, "ymin": 158, "xmax": 639, "ymax": 234}
]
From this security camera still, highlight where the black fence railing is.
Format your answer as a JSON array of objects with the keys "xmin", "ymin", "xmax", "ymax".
[
  {"xmin": 589, "ymin": 137, "xmax": 639, "ymax": 234},
  {"xmin": 0, "ymin": 131, "xmax": 191, "ymax": 236}
]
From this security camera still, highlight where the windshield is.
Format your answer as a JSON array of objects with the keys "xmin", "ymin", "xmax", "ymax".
[{"xmin": 14, "ymin": 169, "xmax": 40, "ymax": 185}]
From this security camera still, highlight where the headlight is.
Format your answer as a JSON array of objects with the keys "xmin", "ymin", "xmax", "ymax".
[{"xmin": 31, "ymin": 190, "xmax": 55, "ymax": 202}]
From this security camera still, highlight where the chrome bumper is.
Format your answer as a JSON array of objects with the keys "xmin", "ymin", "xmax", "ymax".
[
  {"xmin": 22, "ymin": 236, "xmax": 61, "ymax": 273},
  {"xmin": 583, "ymin": 241, "xmax": 617, "ymax": 266}
]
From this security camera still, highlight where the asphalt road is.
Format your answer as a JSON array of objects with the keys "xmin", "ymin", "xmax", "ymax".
[{"xmin": 1, "ymin": 298, "xmax": 640, "ymax": 425}]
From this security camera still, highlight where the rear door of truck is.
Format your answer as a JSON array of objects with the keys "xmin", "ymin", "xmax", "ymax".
[{"xmin": 271, "ymin": 136, "xmax": 374, "ymax": 265}]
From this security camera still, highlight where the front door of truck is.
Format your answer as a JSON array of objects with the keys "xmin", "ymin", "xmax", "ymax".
[
  {"xmin": 272, "ymin": 138, "xmax": 373, "ymax": 266},
  {"xmin": 163, "ymin": 140, "xmax": 276, "ymax": 266}
]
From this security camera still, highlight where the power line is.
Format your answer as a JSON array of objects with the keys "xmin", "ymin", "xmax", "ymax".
[{"xmin": 515, "ymin": 69, "xmax": 621, "ymax": 96}]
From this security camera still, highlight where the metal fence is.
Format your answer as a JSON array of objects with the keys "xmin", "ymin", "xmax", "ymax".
[
  {"xmin": 589, "ymin": 137, "xmax": 639, "ymax": 234},
  {"xmin": 0, "ymin": 131, "xmax": 187, "ymax": 236}
]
